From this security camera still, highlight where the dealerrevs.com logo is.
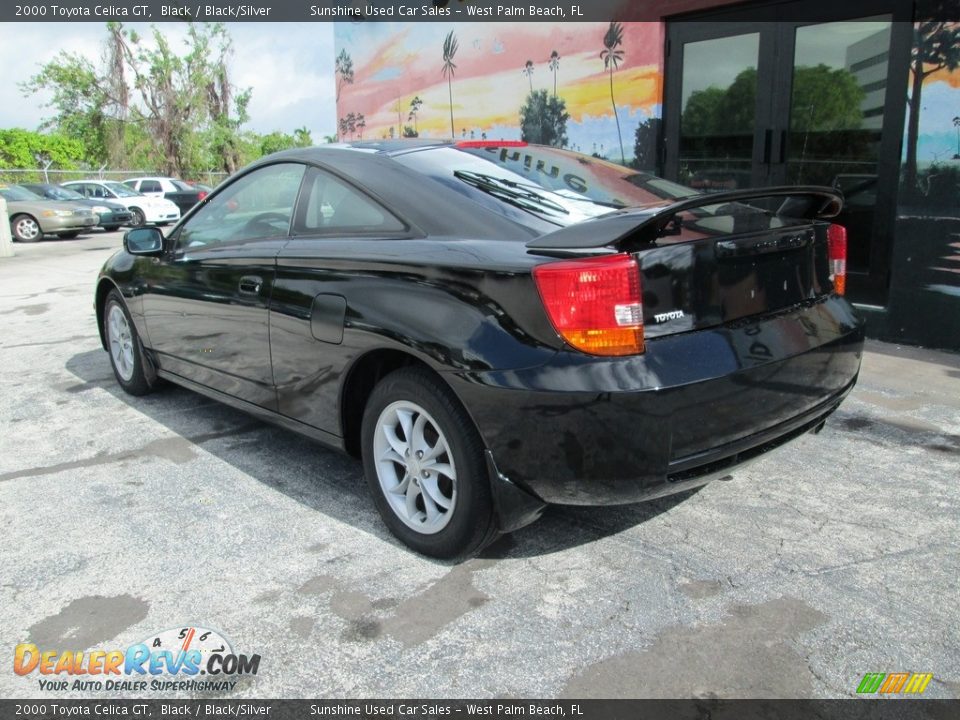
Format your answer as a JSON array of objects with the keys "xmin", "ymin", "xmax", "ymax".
[{"xmin": 14, "ymin": 626, "xmax": 261, "ymax": 693}]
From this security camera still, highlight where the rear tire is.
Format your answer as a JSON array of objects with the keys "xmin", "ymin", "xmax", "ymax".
[
  {"xmin": 103, "ymin": 224, "xmax": 121, "ymax": 232},
  {"xmin": 11, "ymin": 215, "xmax": 42, "ymax": 242},
  {"xmin": 103, "ymin": 289, "xmax": 154, "ymax": 397},
  {"xmin": 361, "ymin": 367, "xmax": 496, "ymax": 560},
  {"xmin": 57, "ymin": 231, "xmax": 80, "ymax": 239}
]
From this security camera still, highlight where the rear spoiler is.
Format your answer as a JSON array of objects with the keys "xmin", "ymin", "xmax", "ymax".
[{"xmin": 526, "ymin": 186, "xmax": 843, "ymax": 252}]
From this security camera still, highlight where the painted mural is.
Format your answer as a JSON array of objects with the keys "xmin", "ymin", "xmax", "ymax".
[
  {"xmin": 889, "ymin": 19, "xmax": 960, "ymax": 350},
  {"xmin": 333, "ymin": 22, "xmax": 664, "ymax": 167}
]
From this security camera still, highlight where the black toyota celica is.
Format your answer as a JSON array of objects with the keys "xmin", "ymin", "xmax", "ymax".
[{"xmin": 95, "ymin": 140, "xmax": 864, "ymax": 558}]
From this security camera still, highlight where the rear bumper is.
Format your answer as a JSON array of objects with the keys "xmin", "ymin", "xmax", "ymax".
[
  {"xmin": 447, "ymin": 296, "xmax": 864, "ymax": 505},
  {"xmin": 143, "ymin": 207, "xmax": 181, "ymax": 223}
]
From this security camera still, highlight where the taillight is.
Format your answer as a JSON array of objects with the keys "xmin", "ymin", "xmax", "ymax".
[
  {"xmin": 827, "ymin": 224, "xmax": 847, "ymax": 296},
  {"xmin": 532, "ymin": 253, "xmax": 645, "ymax": 356},
  {"xmin": 197, "ymin": 191, "xmax": 207, "ymax": 201}
]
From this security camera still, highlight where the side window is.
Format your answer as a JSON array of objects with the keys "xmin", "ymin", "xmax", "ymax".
[
  {"xmin": 75, "ymin": 184, "xmax": 91, "ymax": 197},
  {"xmin": 295, "ymin": 167, "xmax": 405, "ymax": 235},
  {"xmin": 92, "ymin": 185, "xmax": 108, "ymax": 199},
  {"xmin": 177, "ymin": 163, "xmax": 306, "ymax": 250},
  {"xmin": 142, "ymin": 180, "xmax": 162, "ymax": 193}
]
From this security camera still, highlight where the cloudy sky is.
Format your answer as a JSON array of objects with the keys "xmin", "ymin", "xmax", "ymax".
[{"xmin": 0, "ymin": 22, "xmax": 337, "ymax": 141}]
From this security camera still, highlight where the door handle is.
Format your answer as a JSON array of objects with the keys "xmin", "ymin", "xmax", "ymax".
[{"xmin": 238, "ymin": 275, "xmax": 263, "ymax": 295}]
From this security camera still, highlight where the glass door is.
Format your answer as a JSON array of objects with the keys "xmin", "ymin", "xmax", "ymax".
[
  {"xmin": 676, "ymin": 31, "xmax": 764, "ymax": 192},
  {"xmin": 665, "ymin": 3, "xmax": 911, "ymax": 305},
  {"xmin": 782, "ymin": 20, "xmax": 892, "ymax": 282}
]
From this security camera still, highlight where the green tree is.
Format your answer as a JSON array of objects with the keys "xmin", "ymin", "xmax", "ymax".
[
  {"xmin": 519, "ymin": 90, "xmax": 569, "ymax": 147},
  {"xmin": 632, "ymin": 117, "xmax": 661, "ymax": 172},
  {"xmin": 293, "ymin": 126, "xmax": 313, "ymax": 147},
  {"xmin": 600, "ymin": 21, "xmax": 626, "ymax": 165},
  {"xmin": 20, "ymin": 52, "xmax": 114, "ymax": 166},
  {"xmin": 259, "ymin": 131, "xmax": 297, "ymax": 156},
  {"xmin": 0, "ymin": 128, "xmax": 84, "ymax": 169},
  {"xmin": 523, "ymin": 60, "xmax": 534, "ymax": 92},
  {"xmin": 441, "ymin": 31, "xmax": 459, "ymax": 138},
  {"xmin": 22, "ymin": 22, "xmax": 250, "ymax": 177}
]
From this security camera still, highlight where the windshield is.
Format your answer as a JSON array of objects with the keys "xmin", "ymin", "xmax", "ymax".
[
  {"xmin": 34, "ymin": 185, "xmax": 84, "ymax": 201},
  {"xmin": 0, "ymin": 184, "xmax": 44, "ymax": 201},
  {"xmin": 393, "ymin": 145, "xmax": 698, "ymax": 228},
  {"xmin": 103, "ymin": 182, "xmax": 141, "ymax": 197}
]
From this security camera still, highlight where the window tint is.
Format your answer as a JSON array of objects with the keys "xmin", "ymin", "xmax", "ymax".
[
  {"xmin": 296, "ymin": 167, "xmax": 405, "ymax": 235},
  {"xmin": 141, "ymin": 180, "xmax": 162, "ymax": 193},
  {"xmin": 177, "ymin": 163, "xmax": 305, "ymax": 250}
]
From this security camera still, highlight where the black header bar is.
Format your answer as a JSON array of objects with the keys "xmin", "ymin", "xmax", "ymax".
[
  {"xmin": 3, "ymin": 699, "xmax": 959, "ymax": 720},
  {"xmin": 1, "ymin": 0, "xmax": 958, "ymax": 23}
]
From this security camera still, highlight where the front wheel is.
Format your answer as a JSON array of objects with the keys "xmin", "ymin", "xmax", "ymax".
[
  {"xmin": 103, "ymin": 289, "xmax": 155, "ymax": 396},
  {"xmin": 11, "ymin": 215, "xmax": 42, "ymax": 242},
  {"xmin": 129, "ymin": 208, "xmax": 146, "ymax": 227},
  {"xmin": 361, "ymin": 367, "xmax": 496, "ymax": 559}
]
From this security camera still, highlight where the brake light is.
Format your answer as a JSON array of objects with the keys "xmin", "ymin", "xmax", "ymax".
[
  {"xmin": 197, "ymin": 191, "xmax": 207, "ymax": 201},
  {"xmin": 454, "ymin": 140, "xmax": 528, "ymax": 148},
  {"xmin": 827, "ymin": 224, "xmax": 847, "ymax": 296},
  {"xmin": 532, "ymin": 253, "xmax": 645, "ymax": 356}
]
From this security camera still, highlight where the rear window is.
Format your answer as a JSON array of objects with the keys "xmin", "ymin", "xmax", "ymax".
[
  {"xmin": 171, "ymin": 179, "xmax": 195, "ymax": 191},
  {"xmin": 393, "ymin": 145, "xmax": 697, "ymax": 229}
]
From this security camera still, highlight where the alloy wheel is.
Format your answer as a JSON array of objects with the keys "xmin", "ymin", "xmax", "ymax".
[
  {"xmin": 107, "ymin": 304, "xmax": 135, "ymax": 382},
  {"xmin": 373, "ymin": 400, "xmax": 458, "ymax": 534}
]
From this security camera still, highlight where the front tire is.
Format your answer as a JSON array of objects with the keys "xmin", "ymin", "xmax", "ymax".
[
  {"xmin": 103, "ymin": 224, "xmax": 121, "ymax": 232},
  {"xmin": 11, "ymin": 215, "xmax": 42, "ymax": 242},
  {"xmin": 129, "ymin": 208, "xmax": 146, "ymax": 227},
  {"xmin": 361, "ymin": 367, "xmax": 496, "ymax": 560},
  {"xmin": 103, "ymin": 290, "xmax": 154, "ymax": 396},
  {"xmin": 57, "ymin": 231, "xmax": 80, "ymax": 239}
]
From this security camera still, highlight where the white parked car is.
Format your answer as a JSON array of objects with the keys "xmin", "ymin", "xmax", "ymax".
[
  {"xmin": 61, "ymin": 180, "xmax": 180, "ymax": 227},
  {"xmin": 123, "ymin": 176, "xmax": 207, "ymax": 216}
]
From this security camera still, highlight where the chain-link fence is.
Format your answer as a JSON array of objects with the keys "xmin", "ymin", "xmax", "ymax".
[{"xmin": 0, "ymin": 168, "xmax": 229, "ymax": 187}]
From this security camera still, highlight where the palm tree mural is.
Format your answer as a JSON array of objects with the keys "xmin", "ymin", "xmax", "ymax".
[
  {"xmin": 954, "ymin": 115, "xmax": 960, "ymax": 159},
  {"xmin": 357, "ymin": 114, "xmax": 366, "ymax": 140},
  {"xmin": 441, "ymin": 30, "xmax": 459, "ymax": 138},
  {"xmin": 335, "ymin": 49, "xmax": 354, "ymax": 103},
  {"xmin": 523, "ymin": 60, "xmax": 534, "ymax": 91},
  {"xmin": 549, "ymin": 50, "xmax": 560, "ymax": 97},
  {"xmin": 409, "ymin": 96, "xmax": 423, "ymax": 135},
  {"xmin": 600, "ymin": 21, "xmax": 626, "ymax": 165}
]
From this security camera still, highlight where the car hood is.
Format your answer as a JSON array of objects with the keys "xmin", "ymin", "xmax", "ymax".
[{"xmin": 4, "ymin": 199, "xmax": 93, "ymax": 214}]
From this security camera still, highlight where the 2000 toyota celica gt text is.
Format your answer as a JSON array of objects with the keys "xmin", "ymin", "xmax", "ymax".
[{"xmin": 95, "ymin": 141, "xmax": 864, "ymax": 558}]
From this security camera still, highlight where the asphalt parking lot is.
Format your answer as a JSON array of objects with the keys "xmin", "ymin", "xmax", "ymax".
[{"xmin": 1, "ymin": 230, "xmax": 958, "ymax": 700}]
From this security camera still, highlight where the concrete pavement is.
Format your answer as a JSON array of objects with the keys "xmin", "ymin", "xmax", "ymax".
[{"xmin": 1, "ymin": 232, "xmax": 958, "ymax": 700}]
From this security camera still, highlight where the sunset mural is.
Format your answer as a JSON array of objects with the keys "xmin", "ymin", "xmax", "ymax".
[{"xmin": 333, "ymin": 22, "xmax": 664, "ymax": 162}]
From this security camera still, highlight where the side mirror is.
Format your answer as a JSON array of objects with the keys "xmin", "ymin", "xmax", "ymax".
[{"xmin": 124, "ymin": 227, "xmax": 163, "ymax": 255}]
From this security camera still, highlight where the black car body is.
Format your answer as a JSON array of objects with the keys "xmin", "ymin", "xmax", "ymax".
[
  {"xmin": 21, "ymin": 183, "xmax": 133, "ymax": 230},
  {"xmin": 95, "ymin": 141, "xmax": 864, "ymax": 558}
]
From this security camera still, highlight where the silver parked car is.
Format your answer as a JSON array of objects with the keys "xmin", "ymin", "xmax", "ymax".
[{"xmin": 0, "ymin": 183, "xmax": 97, "ymax": 242}]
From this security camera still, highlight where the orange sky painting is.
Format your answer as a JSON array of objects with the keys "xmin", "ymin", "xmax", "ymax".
[{"xmin": 335, "ymin": 22, "xmax": 665, "ymax": 150}]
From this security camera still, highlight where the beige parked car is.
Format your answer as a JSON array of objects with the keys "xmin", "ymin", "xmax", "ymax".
[{"xmin": 0, "ymin": 184, "xmax": 97, "ymax": 242}]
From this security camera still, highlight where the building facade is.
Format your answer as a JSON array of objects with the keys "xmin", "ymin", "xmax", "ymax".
[{"xmin": 335, "ymin": 1, "xmax": 960, "ymax": 350}]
